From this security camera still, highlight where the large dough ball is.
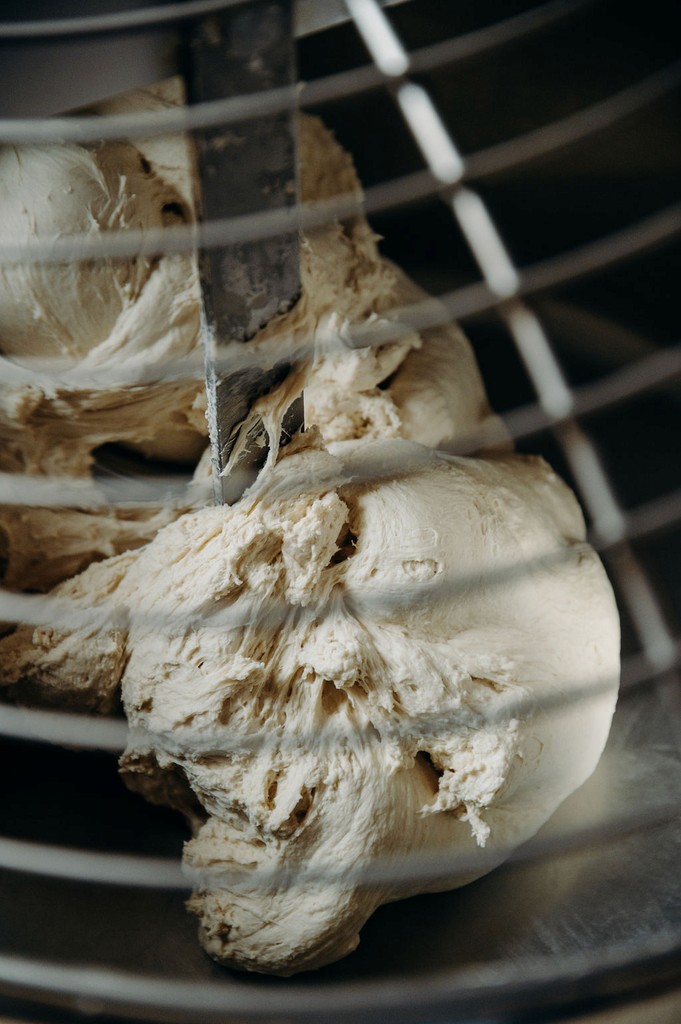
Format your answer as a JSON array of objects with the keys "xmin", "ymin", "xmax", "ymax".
[
  {"xmin": 0, "ymin": 437, "xmax": 619, "ymax": 971},
  {"xmin": 117, "ymin": 437, "xmax": 619, "ymax": 974}
]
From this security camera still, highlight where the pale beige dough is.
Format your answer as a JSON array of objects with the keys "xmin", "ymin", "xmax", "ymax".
[
  {"xmin": 0, "ymin": 82, "xmax": 619, "ymax": 978},
  {"xmin": 0, "ymin": 437, "xmax": 620, "ymax": 971},
  {"xmin": 0, "ymin": 87, "xmax": 500, "ymax": 593}
]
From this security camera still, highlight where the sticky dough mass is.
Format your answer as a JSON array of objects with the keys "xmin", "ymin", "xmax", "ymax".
[
  {"xmin": 127, "ymin": 441, "xmax": 619, "ymax": 975},
  {"xmin": 0, "ymin": 438, "xmax": 620, "ymax": 971},
  {"xmin": 0, "ymin": 81, "xmax": 620, "ymax": 976},
  {"xmin": 0, "ymin": 82, "xmax": 501, "ymax": 591},
  {"xmin": 0, "ymin": 80, "xmax": 205, "ymax": 473}
]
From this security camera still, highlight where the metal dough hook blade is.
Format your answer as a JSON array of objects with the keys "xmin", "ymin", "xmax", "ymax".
[{"xmin": 185, "ymin": 0, "xmax": 301, "ymax": 504}]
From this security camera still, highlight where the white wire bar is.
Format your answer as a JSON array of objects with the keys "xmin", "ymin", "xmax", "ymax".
[
  {"xmin": 466, "ymin": 61, "xmax": 681, "ymax": 180},
  {"xmin": 344, "ymin": 0, "xmax": 409, "ymax": 76},
  {"xmin": 342, "ymin": 0, "xmax": 678, "ymax": 670},
  {"xmin": 342, "ymin": 212, "xmax": 680, "ymax": 352},
  {"xmin": 0, "ymin": 0, "xmax": 598, "ymax": 144},
  {"xmin": 0, "ymin": 632, "xmax": 677, "ymax": 754},
  {"xmin": 396, "ymin": 83, "xmax": 464, "ymax": 183},
  {"xmin": 297, "ymin": 0, "xmax": 410, "ymax": 38},
  {"xmin": 0, "ymin": 0, "xmax": 255, "ymax": 39},
  {"xmin": 0, "ymin": 0, "xmax": 409, "ymax": 40},
  {"xmin": 2, "ymin": 338, "xmax": 679, "ymax": 509},
  {"xmin": 1, "ymin": 928, "xmax": 680, "ymax": 1023},
  {"xmin": 0, "ymin": 836, "xmax": 186, "ymax": 889},
  {"xmin": 0, "ymin": 476, "xmax": 680, "ymax": 632},
  {"xmin": 0, "ymin": 748, "xmax": 678, "ymax": 890},
  {"xmin": 0, "ymin": 704, "xmax": 128, "ymax": 752},
  {"xmin": 1, "ymin": 200, "xmax": 677, "ymax": 393},
  {"xmin": 0, "ymin": 63, "xmax": 677, "ymax": 268},
  {"xmin": 280, "ymin": 0, "xmax": 602, "ymax": 108}
]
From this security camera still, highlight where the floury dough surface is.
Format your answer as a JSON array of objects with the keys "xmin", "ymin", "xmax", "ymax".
[
  {"xmin": 0, "ymin": 83, "xmax": 501, "ymax": 592},
  {"xmin": 0, "ymin": 79, "xmax": 205, "ymax": 475},
  {"xmin": 0, "ymin": 79, "xmax": 205, "ymax": 591},
  {"xmin": 0, "ymin": 438, "xmax": 620, "ymax": 972},
  {"xmin": 0, "ymin": 81, "xmax": 620, "ymax": 975}
]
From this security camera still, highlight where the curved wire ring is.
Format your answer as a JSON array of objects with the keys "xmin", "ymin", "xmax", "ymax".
[
  {"xmin": 0, "ymin": 927, "xmax": 679, "ymax": 1022},
  {"xmin": 0, "ymin": 757, "xmax": 676, "ymax": 891},
  {"xmin": 0, "ymin": 0, "xmax": 597, "ymax": 144},
  {"xmin": 0, "ymin": 0, "xmax": 265, "ymax": 39},
  {"xmin": 0, "ymin": 61, "xmax": 677, "ymax": 267},
  {"xmin": 1, "ymin": 340, "xmax": 679, "ymax": 507},
  {"xmin": 0, "ymin": 592, "xmax": 675, "ymax": 750}
]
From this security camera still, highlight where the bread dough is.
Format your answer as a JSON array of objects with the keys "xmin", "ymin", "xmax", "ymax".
[
  {"xmin": 0, "ymin": 82, "xmax": 619, "ymax": 976},
  {"xmin": 125, "ymin": 439, "xmax": 619, "ymax": 974},
  {"xmin": 0, "ymin": 437, "xmax": 619, "ymax": 971},
  {"xmin": 0, "ymin": 87, "xmax": 500, "ymax": 592},
  {"xmin": 0, "ymin": 79, "xmax": 204, "ymax": 473}
]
